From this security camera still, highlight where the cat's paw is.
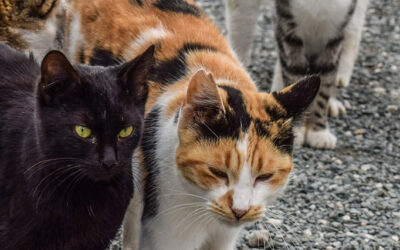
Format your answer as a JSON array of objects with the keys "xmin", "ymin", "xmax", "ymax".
[
  {"xmin": 328, "ymin": 98, "xmax": 346, "ymax": 117},
  {"xmin": 247, "ymin": 230, "xmax": 270, "ymax": 248},
  {"xmin": 336, "ymin": 74, "xmax": 351, "ymax": 88},
  {"xmin": 305, "ymin": 128, "xmax": 337, "ymax": 149},
  {"xmin": 293, "ymin": 126, "xmax": 306, "ymax": 148}
]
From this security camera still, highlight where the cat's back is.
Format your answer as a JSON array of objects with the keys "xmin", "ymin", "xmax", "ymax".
[
  {"xmin": 0, "ymin": 42, "xmax": 39, "ymax": 99},
  {"xmin": 0, "ymin": 43, "xmax": 37, "ymax": 151},
  {"xmin": 68, "ymin": 0, "xmax": 232, "ymax": 63}
]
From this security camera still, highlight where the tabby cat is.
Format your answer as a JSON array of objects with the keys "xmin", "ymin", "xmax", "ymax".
[
  {"xmin": 0, "ymin": 42, "xmax": 154, "ymax": 250},
  {"xmin": 2, "ymin": 0, "xmax": 320, "ymax": 249},
  {"xmin": 0, "ymin": 0, "xmax": 65, "ymax": 59},
  {"xmin": 225, "ymin": 0, "xmax": 369, "ymax": 149}
]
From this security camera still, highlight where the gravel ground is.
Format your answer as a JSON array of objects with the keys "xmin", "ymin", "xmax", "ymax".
[{"xmin": 111, "ymin": 0, "xmax": 400, "ymax": 249}]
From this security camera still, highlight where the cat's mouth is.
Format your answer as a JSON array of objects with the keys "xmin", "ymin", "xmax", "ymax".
[
  {"xmin": 85, "ymin": 167, "xmax": 123, "ymax": 182},
  {"xmin": 209, "ymin": 204, "xmax": 263, "ymax": 226}
]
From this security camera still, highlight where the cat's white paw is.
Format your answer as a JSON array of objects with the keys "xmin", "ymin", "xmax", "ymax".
[
  {"xmin": 293, "ymin": 126, "xmax": 306, "ymax": 148},
  {"xmin": 328, "ymin": 98, "xmax": 346, "ymax": 117},
  {"xmin": 305, "ymin": 128, "xmax": 337, "ymax": 149},
  {"xmin": 336, "ymin": 74, "xmax": 351, "ymax": 88},
  {"xmin": 247, "ymin": 230, "xmax": 270, "ymax": 248}
]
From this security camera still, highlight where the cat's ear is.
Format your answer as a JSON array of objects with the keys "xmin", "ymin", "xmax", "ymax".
[
  {"xmin": 182, "ymin": 69, "xmax": 223, "ymax": 123},
  {"xmin": 40, "ymin": 51, "xmax": 81, "ymax": 104},
  {"xmin": 118, "ymin": 45, "xmax": 155, "ymax": 104},
  {"xmin": 271, "ymin": 75, "xmax": 320, "ymax": 119}
]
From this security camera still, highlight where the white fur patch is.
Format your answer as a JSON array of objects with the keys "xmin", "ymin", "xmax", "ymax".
[
  {"xmin": 305, "ymin": 127, "xmax": 337, "ymax": 149},
  {"xmin": 14, "ymin": 1, "xmax": 65, "ymax": 61},
  {"xmin": 328, "ymin": 97, "xmax": 346, "ymax": 117},
  {"xmin": 67, "ymin": 12, "xmax": 84, "ymax": 62},
  {"xmin": 291, "ymin": 0, "xmax": 353, "ymax": 54},
  {"xmin": 215, "ymin": 78, "xmax": 239, "ymax": 86},
  {"xmin": 232, "ymin": 135, "xmax": 252, "ymax": 211},
  {"xmin": 123, "ymin": 24, "xmax": 169, "ymax": 60}
]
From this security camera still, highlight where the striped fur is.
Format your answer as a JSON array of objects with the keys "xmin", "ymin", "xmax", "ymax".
[
  {"xmin": 225, "ymin": 0, "xmax": 369, "ymax": 149},
  {"xmin": 0, "ymin": 0, "xmax": 65, "ymax": 58},
  {"xmin": 2, "ymin": 0, "xmax": 320, "ymax": 249}
]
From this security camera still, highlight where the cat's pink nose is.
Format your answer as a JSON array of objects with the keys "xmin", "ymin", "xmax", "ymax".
[{"xmin": 231, "ymin": 208, "xmax": 248, "ymax": 220}]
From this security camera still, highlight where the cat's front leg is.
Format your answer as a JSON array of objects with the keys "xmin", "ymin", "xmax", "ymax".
[
  {"xmin": 336, "ymin": 0, "xmax": 369, "ymax": 88},
  {"xmin": 224, "ymin": 0, "xmax": 262, "ymax": 65},
  {"xmin": 304, "ymin": 75, "xmax": 337, "ymax": 149},
  {"xmin": 122, "ymin": 190, "xmax": 144, "ymax": 250}
]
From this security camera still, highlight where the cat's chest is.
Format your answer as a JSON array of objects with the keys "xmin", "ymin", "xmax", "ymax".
[{"xmin": 290, "ymin": 0, "xmax": 353, "ymax": 42}]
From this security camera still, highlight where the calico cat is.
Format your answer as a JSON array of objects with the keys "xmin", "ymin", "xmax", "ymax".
[
  {"xmin": 3, "ymin": 0, "xmax": 320, "ymax": 249},
  {"xmin": 0, "ymin": 42, "xmax": 154, "ymax": 250},
  {"xmin": 225, "ymin": 0, "xmax": 369, "ymax": 149}
]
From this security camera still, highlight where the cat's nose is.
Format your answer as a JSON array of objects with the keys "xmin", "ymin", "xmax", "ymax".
[
  {"xmin": 231, "ymin": 208, "xmax": 248, "ymax": 220},
  {"xmin": 102, "ymin": 146, "xmax": 117, "ymax": 168}
]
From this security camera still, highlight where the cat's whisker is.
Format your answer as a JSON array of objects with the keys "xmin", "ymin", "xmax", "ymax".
[
  {"xmin": 31, "ymin": 164, "xmax": 79, "ymax": 199},
  {"xmin": 34, "ymin": 165, "xmax": 82, "ymax": 210},
  {"xmin": 259, "ymin": 220, "xmax": 293, "ymax": 250},
  {"xmin": 153, "ymin": 202, "xmax": 206, "ymax": 220},
  {"xmin": 160, "ymin": 192, "xmax": 208, "ymax": 202},
  {"xmin": 174, "ymin": 206, "xmax": 207, "ymax": 233},
  {"xmin": 203, "ymin": 123, "xmax": 219, "ymax": 140},
  {"xmin": 45, "ymin": 168, "xmax": 82, "ymax": 203},
  {"xmin": 62, "ymin": 168, "xmax": 86, "ymax": 206},
  {"xmin": 25, "ymin": 157, "xmax": 79, "ymax": 176},
  {"xmin": 177, "ymin": 209, "xmax": 209, "ymax": 237}
]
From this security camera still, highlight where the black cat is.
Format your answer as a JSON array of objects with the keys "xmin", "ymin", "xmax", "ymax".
[{"xmin": 0, "ymin": 42, "xmax": 154, "ymax": 250}]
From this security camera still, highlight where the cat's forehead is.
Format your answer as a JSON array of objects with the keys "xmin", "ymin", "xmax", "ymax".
[
  {"xmin": 70, "ymin": 66, "xmax": 132, "ymax": 121},
  {"xmin": 194, "ymin": 85, "xmax": 293, "ymax": 154}
]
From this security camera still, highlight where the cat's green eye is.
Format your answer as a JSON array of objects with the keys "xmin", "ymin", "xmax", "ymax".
[
  {"xmin": 75, "ymin": 125, "xmax": 92, "ymax": 138},
  {"xmin": 119, "ymin": 126, "xmax": 134, "ymax": 138}
]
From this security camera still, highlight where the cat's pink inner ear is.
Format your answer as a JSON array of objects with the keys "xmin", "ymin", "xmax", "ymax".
[{"xmin": 184, "ymin": 69, "xmax": 222, "ymax": 109}]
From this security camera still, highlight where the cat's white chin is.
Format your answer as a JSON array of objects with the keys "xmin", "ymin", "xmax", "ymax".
[{"xmin": 214, "ymin": 216, "xmax": 254, "ymax": 227}]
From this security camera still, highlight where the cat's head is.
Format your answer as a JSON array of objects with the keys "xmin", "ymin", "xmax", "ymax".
[
  {"xmin": 35, "ymin": 46, "xmax": 154, "ymax": 182},
  {"xmin": 176, "ymin": 70, "xmax": 320, "ymax": 225}
]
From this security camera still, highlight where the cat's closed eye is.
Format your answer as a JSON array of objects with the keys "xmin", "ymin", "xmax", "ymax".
[
  {"xmin": 255, "ymin": 173, "xmax": 274, "ymax": 183},
  {"xmin": 208, "ymin": 166, "xmax": 228, "ymax": 180}
]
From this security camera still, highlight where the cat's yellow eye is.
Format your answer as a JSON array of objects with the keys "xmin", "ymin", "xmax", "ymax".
[
  {"xmin": 119, "ymin": 126, "xmax": 134, "ymax": 138},
  {"xmin": 75, "ymin": 125, "xmax": 92, "ymax": 138}
]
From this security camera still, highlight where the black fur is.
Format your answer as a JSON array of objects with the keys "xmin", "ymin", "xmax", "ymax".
[
  {"xmin": 149, "ymin": 43, "xmax": 217, "ymax": 85},
  {"xmin": 191, "ymin": 79, "xmax": 319, "ymax": 153},
  {"xmin": 272, "ymin": 75, "xmax": 321, "ymax": 119},
  {"xmin": 89, "ymin": 47, "xmax": 124, "ymax": 66},
  {"xmin": 154, "ymin": 0, "xmax": 201, "ymax": 17},
  {"xmin": 0, "ymin": 43, "xmax": 154, "ymax": 250},
  {"xmin": 189, "ymin": 81, "xmax": 318, "ymax": 154},
  {"xmin": 279, "ymin": 53, "xmax": 338, "ymax": 76},
  {"xmin": 142, "ymin": 107, "xmax": 161, "ymax": 220},
  {"xmin": 326, "ymin": 35, "xmax": 344, "ymax": 49},
  {"xmin": 272, "ymin": 129, "xmax": 294, "ymax": 154},
  {"xmin": 129, "ymin": 0, "xmax": 143, "ymax": 6},
  {"xmin": 191, "ymin": 85, "xmax": 251, "ymax": 141}
]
